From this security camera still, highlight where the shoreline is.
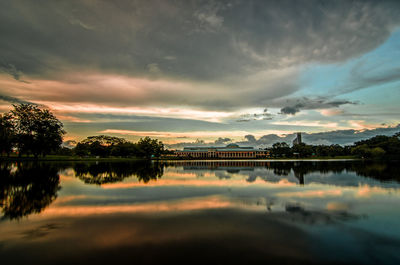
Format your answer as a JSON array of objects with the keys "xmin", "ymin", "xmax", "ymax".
[
  {"xmin": 0, "ymin": 156, "xmax": 145, "ymax": 162},
  {"xmin": 158, "ymin": 158, "xmax": 360, "ymax": 162},
  {"xmin": 0, "ymin": 155, "xmax": 363, "ymax": 162}
]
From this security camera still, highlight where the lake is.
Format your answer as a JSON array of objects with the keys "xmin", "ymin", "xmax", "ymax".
[{"xmin": 0, "ymin": 160, "xmax": 399, "ymax": 265}]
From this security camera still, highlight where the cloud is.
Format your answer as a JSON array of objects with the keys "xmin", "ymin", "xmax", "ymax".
[
  {"xmin": 279, "ymin": 97, "xmax": 357, "ymax": 115},
  {"xmin": 62, "ymin": 140, "xmax": 77, "ymax": 148},
  {"xmin": 99, "ymin": 129, "xmax": 248, "ymax": 141},
  {"xmin": 319, "ymin": 109, "xmax": 345, "ymax": 116},
  {"xmin": 68, "ymin": 18, "xmax": 95, "ymax": 30},
  {"xmin": 254, "ymin": 124, "xmax": 400, "ymax": 146},
  {"xmin": 0, "ymin": 0, "xmax": 399, "ymax": 110},
  {"xmin": 244, "ymin": 135, "xmax": 256, "ymax": 143},
  {"xmin": 0, "ymin": 94, "xmax": 34, "ymax": 105},
  {"xmin": 147, "ymin": 63, "xmax": 162, "ymax": 74},
  {"xmin": 342, "ymin": 64, "xmax": 400, "ymax": 94},
  {"xmin": 214, "ymin": 137, "xmax": 232, "ymax": 145},
  {"xmin": 0, "ymin": 62, "xmax": 21, "ymax": 80},
  {"xmin": 1, "ymin": 0, "xmax": 399, "ymax": 141},
  {"xmin": 194, "ymin": 2, "xmax": 225, "ymax": 32},
  {"xmin": 167, "ymin": 139, "xmax": 208, "ymax": 149},
  {"xmin": 0, "ymin": 62, "xmax": 29, "ymax": 82},
  {"xmin": 0, "ymin": 69, "xmax": 301, "ymax": 112},
  {"xmin": 168, "ymin": 124, "xmax": 400, "ymax": 148},
  {"xmin": 236, "ymin": 108, "xmax": 274, "ymax": 121},
  {"xmin": 280, "ymin": 106, "xmax": 300, "ymax": 115}
]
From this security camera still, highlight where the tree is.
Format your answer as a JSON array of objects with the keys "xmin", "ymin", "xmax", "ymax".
[
  {"xmin": 9, "ymin": 104, "xmax": 65, "ymax": 158},
  {"xmin": 74, "ymin": 142, "xmax": 90, "ymax": 157},
  {"xmin": 292, "ymin": 143, "xmax": 313, "ymax": 157},
  {"xmin": 370, "ymin": 147, "xmax": 386, "ymax": 158},
  {"xmin": 0, "ymin": 113, "xmax": 15, "ymax": 156},
  {"xmin": 88, "ymin": 140, "xmax": 109, "ymax": 157},
  {"xmin": 110, "ymin": 142, "xmax": 138, "ymax": 157},
  {"xmin": 81, "ymin": 135, "xmax": 127, "ymax": 146},
  {"xmin": 271, "ymin": 142, "xmax": 292, "ymax": 157},
  {"xmin": 352, "ymin": 134, "xmax": 400, "ymax": 159},
  {"xmin": 136, "ymin": 137, "xmax": 164, "ymax": 158},
  {"xmin": 74, "ymin": 135, "xmax": 129, "ymax": 157}
]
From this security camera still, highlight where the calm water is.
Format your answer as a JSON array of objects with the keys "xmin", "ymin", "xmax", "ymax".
[{"xmin": 1, "ymin": 160, "xmax": 400, "ymax": 265}]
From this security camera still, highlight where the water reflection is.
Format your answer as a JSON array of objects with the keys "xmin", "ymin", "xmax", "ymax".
[
  {"xmin": 0, "ymin": 162, "xmax": 61, "ymax": 220},
  {"xmin": 168, "ymin": 160, "xmax": 400, "ymax": 186},
  {"xmin": 1, "ymin": 160, "xmax": 399, "ymax": 221},
  {"xmin": 284, "ymin": 203, "xmax": 363, "ymax": 225},
  {"xmin": 73, "ymin": 161, "xmax": 164, "ymax": 185},
  {"xmin": 0, "ymin": 160, "xmax": 399, "ymax": 265}
]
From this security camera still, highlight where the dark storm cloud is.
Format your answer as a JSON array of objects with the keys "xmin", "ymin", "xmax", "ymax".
[
  {"xmin": 280, "ymin": 106, "xmax": 300, "ymax": 115},
  {"xmin": 1, "ymin": 0, "xmax": 400, "ymax": 86},
  {"xmin": 0, "ymin": 94, "xmax": 34, "ymax": 105},
  {"xmin": 279, "ymin": 97, "xmax": 357, "ymax": 115},
  {"xmin": 0, "ymin": 62, "xmax": 22, "ymax": 81}
]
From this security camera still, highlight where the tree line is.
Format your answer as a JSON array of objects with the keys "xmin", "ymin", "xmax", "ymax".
[
  {"xmin": 268, "ymin": 132, "xmax": 400, "ymax": 159},
  {"xmin": 72, "ymin": 135, "xmax": 166, "ymax": 158},
  {"xmin": 0, "ymin": 104, "xmax": 167, "ymax": 159}
]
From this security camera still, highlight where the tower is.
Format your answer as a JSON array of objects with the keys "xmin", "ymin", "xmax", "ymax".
[{"xmin": 292, "ymin": 132, "xmax": 302, "ymax": 146}]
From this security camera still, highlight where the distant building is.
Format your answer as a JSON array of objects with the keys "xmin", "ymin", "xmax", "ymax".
[
  {"xmin": 175, "ymin": 143, "xmax": 268, "ymax": 159},
  {"xmin": 292, "ymin": 132, "xmax": 302, "ymax": 146}
]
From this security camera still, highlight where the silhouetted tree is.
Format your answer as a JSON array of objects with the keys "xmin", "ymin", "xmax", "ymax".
[
  {"xmin": 74, "ymin": 135, "xmax": 132, "ymax": 157},
  {"xmin": 271, "ymin": 142, "xmax": 292, "ymax": 157},
  {"xmin": 7, "ymin": 104, "xmax": 65, "ymax": 158},
  {"xmin": 352, "ymin": 134, "xmax": 400, "ymax": 159},
  {"xmin": 0, "ymin": 113, "xmax": 15, "ymax": 156},
  {"xmin": 110, "ymin": 142, "xmax": 139, "ymax": 157},
  {"xmin": 53, "ymin": 147, "xmax": 73, "ymax": 156},
  {"xmin": 292, "ymin": 143, "xmax": 313, "ymax": 157},
  {"xmin": 81, "ymin": 135, "xmax": 127, "ymax": 146},
  {"xmin": 74, "ymin": 142, "xmax": 90, "ymax": 156},
  {"xmin": 136, "ymin": 136, "xmax": 164, "ymax": 158}
]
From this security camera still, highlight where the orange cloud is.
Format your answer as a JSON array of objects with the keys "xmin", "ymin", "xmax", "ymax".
[
  {"xmin": 100, "ymin": 175, "xmax": 297, "ymax": 189},
  {"xmin": 277, "ymin": 189, "xmax": 343, "ymax": 198},
  {"xmin": 326, "ymin": 202, "xmax": 350, "ymax": 211},
  {"xmin": 41, "ymin": 196, "xmax": 235, "ymax": 217}
]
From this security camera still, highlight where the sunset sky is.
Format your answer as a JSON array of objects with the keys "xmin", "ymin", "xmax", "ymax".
[{"xmin": 1, "ymin": 0, "xmax": 400, "ymax": 147}]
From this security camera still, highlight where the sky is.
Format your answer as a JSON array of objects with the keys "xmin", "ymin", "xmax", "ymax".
[{"xmin": 1, "ymin": 0, "xmax": 400, "ymax": 148}]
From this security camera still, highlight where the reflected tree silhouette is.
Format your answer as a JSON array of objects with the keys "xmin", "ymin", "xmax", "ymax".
[
  {"xmin": 351, "ymin": 161, "xmax": 400, "ymax": 182},
  {"xmin": 0, "ymin": 162, "xmax": 61, "ymax": 220},
  {"xmin": 0, "ymin": 160, "xmax": 397, "ymax": 221},
  {"xmin": 73, "ymin": 161, "xmax": 164, "ymax": 185},
  {"xmin": 260, "ymin": 161, "xmax": 400, "ymax": 184},
  {"xmin": 173, "ymin": 160, "xmax": 400, "ymax": 184}
]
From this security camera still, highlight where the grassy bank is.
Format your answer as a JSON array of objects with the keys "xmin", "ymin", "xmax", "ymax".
[
  {"xmin": 0, "ymin": 155, "xmax": 145, "ymax": 162},
  {"xmin": 157, "ymin": 155, "xmax": 359, "ymax": 160},
  {"xmin": 0, "ymin": 155, "xmax": 361, "ymax": 162}
]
